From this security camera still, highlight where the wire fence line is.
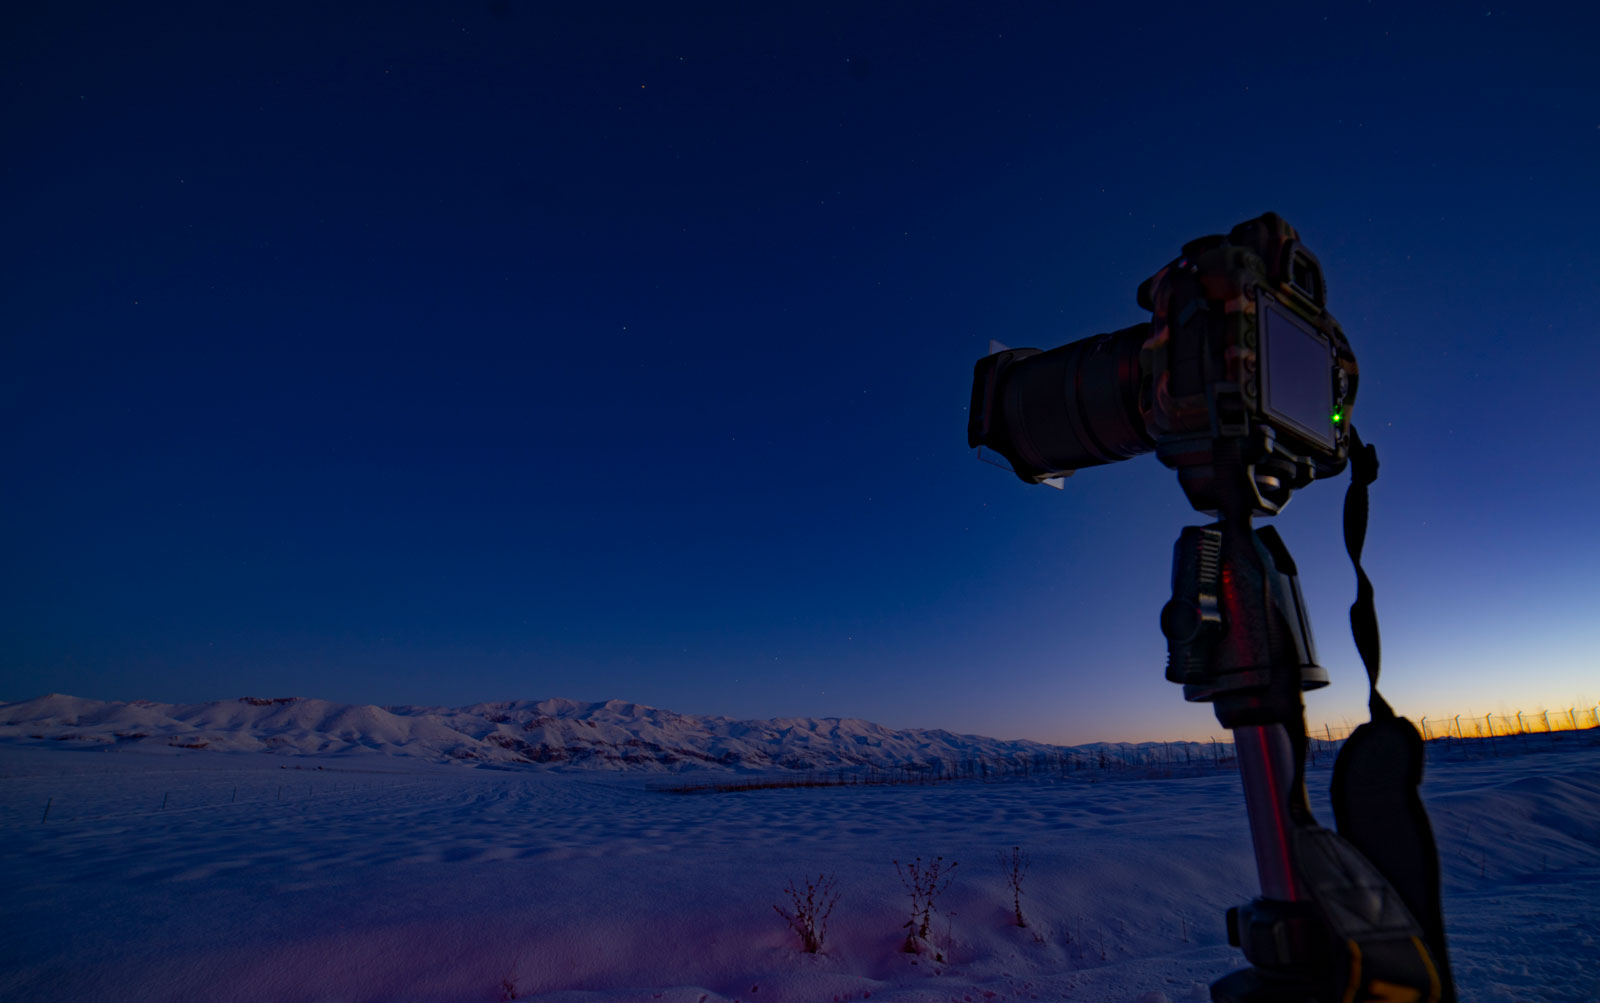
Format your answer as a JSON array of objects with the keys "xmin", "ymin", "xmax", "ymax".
[
  {"xmin": 1296, "ymin": 705, "xmax": 1600, "ymax": 771},
  {"xmin": 670, "ymin": 706, "xmax": 1600, "ymax": 793},
  {"xmin": 1412, "ymin": 705, "xmax": 1599, "ymax": 740},
  {"xmin": 1309, "ymin": 705, "xmax": 1600, "ymax": 749},
  {"xmin": 10, "ymin": 708, "xmax": 1597, "ymax": 815}
]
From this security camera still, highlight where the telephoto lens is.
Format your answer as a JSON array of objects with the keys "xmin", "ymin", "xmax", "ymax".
[{"xmin": 968, "ymin": 322, "xmax": 1153, "ymax": 483}]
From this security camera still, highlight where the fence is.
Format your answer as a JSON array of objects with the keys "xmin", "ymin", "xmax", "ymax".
[
  {"xmin": 669, "ymin": 706, "xmax": 1600, "ymax": 793},
  {"xmin": 1311, "ymin": 705, "xmax": 1599, "ymax": 744},
  {"xmin": 1303, "ymin": 705, "xmax": 1600, "ymax": 767},
  {"xmin": 1414, "ymin": 706, "xmax": 1599, "ymax": 741},
  {"xmin": 664, "ymin": 754, "xmax": 1163, "ymax": 794},
  {"xmin": 15, "ymin": 708, "xmax": 1598, "ymax": 812}
]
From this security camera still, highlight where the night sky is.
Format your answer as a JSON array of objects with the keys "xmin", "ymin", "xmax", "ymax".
[{"xmin": 5, "ymin": 2, "xmax": 1597, "ymax": 743}]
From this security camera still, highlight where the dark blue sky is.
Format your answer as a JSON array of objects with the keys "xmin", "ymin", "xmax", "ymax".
[{"xmin": 4, "ymin": 2, "xmax": 1596, "ymax": 742}]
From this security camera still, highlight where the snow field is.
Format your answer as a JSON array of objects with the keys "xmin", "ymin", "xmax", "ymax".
[{"xmin": 2, "ymin": 742, "xmax": 1596, "ymax": 1002}]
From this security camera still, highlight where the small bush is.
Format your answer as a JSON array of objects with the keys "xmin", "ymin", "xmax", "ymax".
[
  {"xmin": 894, "ymin": 855, "xmax": 957, "ymax": 955},
  {"xmin": 773, "ymin": 874, "xmax": 840, "ymax": 953},
  {"xmin": 998, "ymin": 845, "xmax": 1030, "ymax": 927}
]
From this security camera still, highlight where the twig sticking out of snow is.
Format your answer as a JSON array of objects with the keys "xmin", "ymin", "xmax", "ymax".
[
  {"xmin": 998, "ymin": 845, "xmax": 1030, "ymax": 927},
  {"xmin": 895, "ymin": 855, "xmax": 957, "ymax": 954},
  {"xmin": 773, "ymin": 874, "xmax": 839, "ymax": 953}
]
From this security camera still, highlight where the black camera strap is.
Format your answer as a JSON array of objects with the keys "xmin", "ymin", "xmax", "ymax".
[
  {"xmin": 1341, "ymin": 426, "xmax": 1389, "ymax": 720},
  {"xmin": 1330, "ymin": 426, "xmax": 1456, "ymax": 1000}
]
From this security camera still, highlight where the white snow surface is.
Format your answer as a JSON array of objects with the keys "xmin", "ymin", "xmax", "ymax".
[
  {"xmin": 0, "ymin": 694, "xmax": 1125, "ymax": 771},
  {"xmin": 1, "ymin": 707, "xmax": 1597, "ymax": 1002}
]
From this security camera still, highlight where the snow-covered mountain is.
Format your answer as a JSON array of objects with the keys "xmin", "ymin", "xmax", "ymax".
[{"xmin": 0, "ymin": 694, "xmax": 1127, "ymax": 772}]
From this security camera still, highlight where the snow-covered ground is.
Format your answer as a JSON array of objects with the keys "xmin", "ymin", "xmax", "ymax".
[{"xmin": 1, "ymin": 730, "xmax": 1596, "ymax": 1001}]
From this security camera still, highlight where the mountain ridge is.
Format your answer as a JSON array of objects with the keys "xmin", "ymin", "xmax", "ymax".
[{"xmin": 0, "ymin": 693, "xmax": 1154, "ymax": 772}]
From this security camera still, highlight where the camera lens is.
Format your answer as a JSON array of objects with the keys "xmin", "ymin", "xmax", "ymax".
[{"xmin": 998, "ymin": 322, "xmax": 1153, "ymax": 475}]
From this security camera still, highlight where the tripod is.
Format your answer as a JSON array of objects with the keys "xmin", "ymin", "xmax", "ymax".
[{"xmin": 1158, "ymin": 434, "xmax": 1448, "ymax": 1002}]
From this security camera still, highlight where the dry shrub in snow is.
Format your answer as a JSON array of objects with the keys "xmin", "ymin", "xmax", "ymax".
[
  {"xmin": 999, "ymin": 845, "xmax": 1030, "ymax": 927},
  {"xmin": 773, "ymin": 873, "xmax": 840, "ymax": 953},
  {"xmin": 894, "ymin": 855, "xmax": 957, "ymax": 954}
]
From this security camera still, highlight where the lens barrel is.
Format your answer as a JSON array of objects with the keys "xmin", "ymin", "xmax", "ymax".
[{"xmin": 973, "ymin": 322, "xmax": 1153, "ymax": 481}]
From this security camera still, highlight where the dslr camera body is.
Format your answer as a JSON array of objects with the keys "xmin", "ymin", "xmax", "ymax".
[{"xmin": 969, "ymin": 212, "xmax": 1357, "ymax": 515}]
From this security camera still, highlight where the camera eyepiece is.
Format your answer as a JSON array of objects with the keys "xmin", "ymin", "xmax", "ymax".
[{"xmin": 1282, "ymin": 242, "xmax": 1325, "ymax": 308}]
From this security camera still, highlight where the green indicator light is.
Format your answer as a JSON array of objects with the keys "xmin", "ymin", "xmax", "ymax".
[{"xmin": 1331, "ymin": 411, "xmax": 1344, "ymax": 424}]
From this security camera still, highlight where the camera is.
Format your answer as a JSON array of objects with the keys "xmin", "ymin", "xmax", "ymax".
[
  {"xmin": 966, "ymin": 215, "xmax": 1457, "ymax": 1000},
  {"xmin": 968, "ymin": 213, "xmax": 1357, "ymax": 515}
]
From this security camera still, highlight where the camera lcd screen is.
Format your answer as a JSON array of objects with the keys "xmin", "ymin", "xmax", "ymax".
[{"xmin": 1259, "ymin": 296, "xmax": 1335, "ymax": 451}]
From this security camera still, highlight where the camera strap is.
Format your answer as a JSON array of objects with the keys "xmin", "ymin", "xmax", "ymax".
[
  {"xmin": 1341, "ymin": 426, "xmax": 1389, "ymax": 720},
  {"xmin": 1330, "ymin": 426, "xmax": 1456, "ymax": 1000}
]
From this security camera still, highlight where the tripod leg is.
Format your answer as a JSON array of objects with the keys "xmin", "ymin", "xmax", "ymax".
[{"xmin": 1235, "ymin": 723, "xmax": 1306, "ymax": 903}]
